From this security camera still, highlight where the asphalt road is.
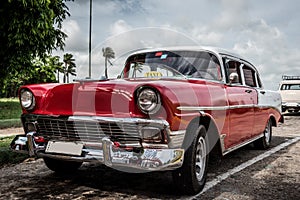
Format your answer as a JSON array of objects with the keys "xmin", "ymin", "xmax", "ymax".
[{"xmin": 0, "ymin": 114, "xmax": 299, "ymax": 199}]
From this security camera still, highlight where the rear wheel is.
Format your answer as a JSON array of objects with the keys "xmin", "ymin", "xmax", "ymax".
[
  {"xmin": 172, "ymin": 125, "xmax": 209, "ymax": 194},
  {"xmin": 254, "ymin": 119, "xmax": 272, "ymax": 149},
  {"xmin": 43, "ymin": 157, "xmax": 82, "ymax": 174}
]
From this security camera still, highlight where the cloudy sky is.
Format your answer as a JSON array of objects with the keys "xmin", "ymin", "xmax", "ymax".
[{"xmin": 54, "ymin": 0, "xmax": 300, "ymax": 90}]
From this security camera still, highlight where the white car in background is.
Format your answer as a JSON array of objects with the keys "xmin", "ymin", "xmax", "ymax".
[{"xmin": 279, "ymin": 75, "xmax": 300, "ymax": 113}]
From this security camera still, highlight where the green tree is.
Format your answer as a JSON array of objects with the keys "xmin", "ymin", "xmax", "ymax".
[
  {"xmin": 63, "ymin": 53, "xmax": 76, "ymax": 83},
  {"xmin": 0, "ymin": 0, "xmax": 71, "ymax": 96},
  {"xmin": 102, "ymin": 47, "xmax": 115, "ymax": 78},
  {"xmin": 1, "ymin": 55, "xmax": 63, "ymax": 97}
]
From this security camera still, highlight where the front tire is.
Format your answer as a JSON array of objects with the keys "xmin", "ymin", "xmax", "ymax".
[
  {"xmin": 43, "ymin": 157, "xmax": 82, "ymax": 174},
  {"xmin": 172, "ymin": 125, "xmax": 209, "ymax": 194},
  {"xmin": 254, "ymin": 119, "xmax": 272, "ymax": 149}
]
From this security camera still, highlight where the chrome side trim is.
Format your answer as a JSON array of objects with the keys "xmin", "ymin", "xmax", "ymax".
[
  {"xmin": 178, "ymin": 106, "xmax": 229, "ymax": 111},
  {"xmin": 222, "ymin": 133, "xmax": 264, "ymax": 156},
  {"xmin": 177, "ymin": 104, "xmax": 256, "ymax": 111},
  {"xmin": 177, "ymin": 104, "xmax": 282, "ymax": 112}
]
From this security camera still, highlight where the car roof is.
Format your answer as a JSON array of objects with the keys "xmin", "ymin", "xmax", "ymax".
[
  {"xmin": 127, "ymin": 46, "xmax": 245, "ymax": 60},
  {"xmin": 280, "ymin": 76, "xmax": 300, "ymax": 84},
  {"xmin": 280, "ymin": 80, "xmax": 300, "ymax": 84}
]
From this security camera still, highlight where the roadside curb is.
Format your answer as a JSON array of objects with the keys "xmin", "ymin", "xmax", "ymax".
[{"xmin": 0, "ymin": 128, "xmax": 23, "ymax": 138}]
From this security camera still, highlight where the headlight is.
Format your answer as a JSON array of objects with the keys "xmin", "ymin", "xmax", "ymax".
[
  {"xmin": 20, "ymin": 89, "xmax": 35, "ymax": 110},
  {"xmin": 137, "ymin": 88, "xmax": 161, "ymax": 114}
]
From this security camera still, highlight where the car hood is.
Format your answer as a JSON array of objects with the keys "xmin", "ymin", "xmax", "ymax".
[{"xmin": 21, "ymin": 78, "xmax": 224, "ymax": 120}]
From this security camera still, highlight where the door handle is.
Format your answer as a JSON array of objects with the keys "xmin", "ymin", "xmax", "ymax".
[
  {"xmin": 245, "ymin": 89, "xmax": 252, "ymax": 93},
  {"xmin": 260, "ymin": 91, "xmax": 266, "ymax": 94}
]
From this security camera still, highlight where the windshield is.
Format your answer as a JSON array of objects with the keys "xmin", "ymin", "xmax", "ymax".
[
  {"xmin": 281, "ymin": 84, "xmax": 300, "ymax": 90},
  {"xmin": 122, "ymin": 50, "xmax": 222, "ymax": 81}
]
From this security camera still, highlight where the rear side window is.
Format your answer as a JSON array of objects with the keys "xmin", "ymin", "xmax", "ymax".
[
  {"xmin": 281, "ymin": 84, "xmax": 300, "ymax": 90},
  {"xmin": 243, "ymin": 66, "xmax": 256, "ymax": 87}
]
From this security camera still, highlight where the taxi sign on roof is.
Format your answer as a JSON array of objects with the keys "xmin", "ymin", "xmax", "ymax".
[{"xmin": 282, "ymin": 75, "xmax": 300, "ymax": 80}]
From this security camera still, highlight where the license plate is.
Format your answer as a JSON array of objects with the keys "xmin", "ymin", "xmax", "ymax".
[{"xmin": 46, "ymin": 141, "xmax": 83, "ymax": 156}]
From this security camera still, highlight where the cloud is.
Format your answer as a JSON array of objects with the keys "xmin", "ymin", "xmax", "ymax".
[
  {"xmin": 57, "ymin": 0, "xmax": 300, "ymax": 90},
  {"xmin": 109, "ymin": 20, "xmax": 132, "ymax": 35},
  {"xmin": 191, "ymin": 27, "xmax": 223, "ymax": 45},
  {"xmin": 62, "ymin": 20, "xmax": 88, "ymax": 52},
  {"xmin": 214, "ymin": 0, "xmax": 249, "ymax": 30},
  {"xmin": 88, "ymin": 22, "xmax": 200, "ymax": 78},
  {"xmin": 114, "ymin": 0, "xmax": 147, "ymax": 14},
  {"xmin": 232, "ymin": 18, "xmax": 296, "ymax": 89}
]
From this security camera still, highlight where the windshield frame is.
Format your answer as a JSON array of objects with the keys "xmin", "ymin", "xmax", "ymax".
[{"xmin": 121, "ymin": 50, "xmax": 223, "ymax": 82}]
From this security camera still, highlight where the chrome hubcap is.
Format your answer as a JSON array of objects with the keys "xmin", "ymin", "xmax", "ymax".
[
  {"xmin": 195, "ymin": 136, "xmax": 207, "ymax": 181},
  {"xmin": 264, "ymin": 121, "xmax": 271, "ymax": 144}
]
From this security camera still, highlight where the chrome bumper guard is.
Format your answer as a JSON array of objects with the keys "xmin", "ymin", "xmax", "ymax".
[{"xmin": 10, "ymin": 132, "xmax": 184, "ymax": 171}]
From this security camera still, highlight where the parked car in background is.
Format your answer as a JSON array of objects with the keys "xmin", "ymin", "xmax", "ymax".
[
  {"xmin": 279, "ymin": 75, "xmax": 300, "ymax": 113},
  {"xmin": 11, "ymin": 46, "xmax": 283, "ymax": 194}
]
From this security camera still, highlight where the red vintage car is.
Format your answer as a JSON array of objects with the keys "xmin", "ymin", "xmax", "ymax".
[{"xmin": 11, "ymin": 46, "xmax": 283, "ymax": 194}]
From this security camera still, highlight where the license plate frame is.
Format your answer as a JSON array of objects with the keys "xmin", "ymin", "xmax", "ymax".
[{"xmin": 45, "ymin": 141, "xmax": 83, "ymax": 156}]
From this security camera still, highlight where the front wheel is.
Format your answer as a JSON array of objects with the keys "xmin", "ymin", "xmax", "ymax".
[
  {"xmin": 254, "ymin": 119, "xmax": 272, "ymax": 149},
  {"xmin": 172, "ymin": 125, "xmax": 209, "ymax": 194},
  {"xmin": 43, "ymin": 157, "xmax": 82, "ymax": 174}
]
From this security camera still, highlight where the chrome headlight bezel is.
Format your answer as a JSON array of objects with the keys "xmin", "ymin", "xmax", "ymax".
[
  {"xmin": 20, "ymin": 89, "xmax": 36, "ymax": 111},
  {"xmin": 136, "ymin": 87, "xmax": 161, "ymax": 114}
]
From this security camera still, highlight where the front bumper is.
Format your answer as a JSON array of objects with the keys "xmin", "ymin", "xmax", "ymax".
[
  {"xmin": 10, "ymin": 132, "xmax": 184, "ymax": 171},
  {"xmin": 282, "ymin": 102, "xmax": 300, "ymax": 111}
]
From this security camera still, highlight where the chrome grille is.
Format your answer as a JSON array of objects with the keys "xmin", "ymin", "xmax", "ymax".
[{"xmin": 36, "ymin": 118, "xmax": 140, "ymax": 142}]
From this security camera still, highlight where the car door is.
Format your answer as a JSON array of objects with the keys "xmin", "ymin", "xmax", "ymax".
[
  {"xmin": 224, "ymin": 59, "xmax": 256, "ymax": 148},
  {"xmin": 251, "ymin": 67, "xmax": 270, "ymax": 137}
]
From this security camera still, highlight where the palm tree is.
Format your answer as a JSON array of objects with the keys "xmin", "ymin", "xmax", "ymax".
[
  {"xmin": 66, "ymin": 63, "xmax": 77, "ymax": 83},
  {"xmin": 102, "ymin": 47, "xmax": 115, "ymax": 78},
  {"xmin": 63, "ymin": 53, "xmax": 76, "ymax": 83},
  {"xmin": 132, "ymin": 62, "xmax": 143, "ymax": 78},
  {"xmin": 49, "ymin": 56, "xmax": 63, "ymax": 83}
]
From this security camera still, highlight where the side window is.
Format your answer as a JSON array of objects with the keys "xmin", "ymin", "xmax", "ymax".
[
  {"xmin": 243, "ymin": 65, "xmax": 256, "ymax": 87},
  {"xmin": 192, "ymin": 53, "xmax": 222, "ymax": 81},
  {"xmin": 256, "ymin": 75, "xmax": 263, "ymax": 88},
  {"xmin": 224, "ymin": 59, "xmax": 242, "ymax": 84},
  {"xmin": 281, "ymin": 84, "xmax": 300, "ymax": 90},
  {"xmin": 290, "ymin": 84, "xmax": 300, "ymax": 90},
  {"xmin": 206, "ymin": 55, "xmax": 222, "ymax": 81}
]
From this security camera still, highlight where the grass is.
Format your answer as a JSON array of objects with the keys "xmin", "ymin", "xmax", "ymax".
[
  {"xmin": 0, "ymin": 98, "xmax": 22, "ymax": 129},
  {"xmin": 0, "ymin": 136, "xmax": 29, "ymax": 167},
  {"xmin": 0, "ymin": 98, "xmax": 22, "ymax": 119}
]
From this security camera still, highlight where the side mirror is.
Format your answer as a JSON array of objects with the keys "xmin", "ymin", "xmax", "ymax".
[
  {"xmin": 99, "ymin": 76, "xmax": 107, "ymax": 80},
  {"xmin": 229, "ymin": 72, "xmax": 239, "ymax": 84}
]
